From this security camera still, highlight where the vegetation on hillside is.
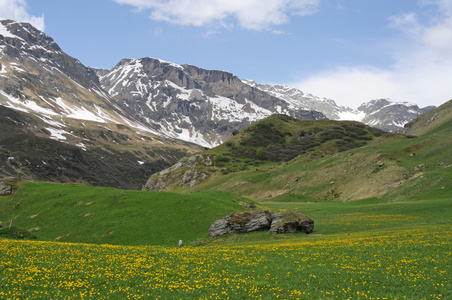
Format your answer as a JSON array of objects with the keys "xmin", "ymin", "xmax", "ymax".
[
  {"xmin": 164, "ymin": 111, "xmax": 451, "ymax": 202},
  {"xmin": 226, "ymin": 114, "xmax": 384, "ymax": 162},
  {"xmin": 212, "ymin": 114, "xmax": 385, "ymax": 165}
]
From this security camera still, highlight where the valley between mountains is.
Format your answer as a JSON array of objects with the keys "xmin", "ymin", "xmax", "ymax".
[
  {"xmin": 1, "ymin": 18, "xmax": 451, "ymax": 300},
  {"xmin": 0, "ymin": 19, "xmax": 438, "ymax": 189}
]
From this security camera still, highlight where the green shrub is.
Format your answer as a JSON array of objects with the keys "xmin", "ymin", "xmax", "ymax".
[{"xmin": 0, "ymin": 227, "xmax": 37, "ymax": 240}]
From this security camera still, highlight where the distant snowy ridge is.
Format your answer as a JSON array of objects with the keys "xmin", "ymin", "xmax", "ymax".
[{"xmin": 243, "ymin": 80, "xmax": 435, "ymax": 132}]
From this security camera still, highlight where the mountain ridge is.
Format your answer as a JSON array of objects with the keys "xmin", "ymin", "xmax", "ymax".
[
  {"xmin": 97, "ymin": 57, "xmax": 327, "ymax": 147},
  {"xmin": 0, "ymin": 19, "xmax": 203, "ymax": 188},
  {"xmin": 0, "ymin": 19, "xmax": 444, "ymax": 189},
  {"xmin": 245, "ymin": 80, "xmax": 435, "ymax": 132}
]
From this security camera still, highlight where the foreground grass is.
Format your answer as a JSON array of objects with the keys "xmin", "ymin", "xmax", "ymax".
[
  {"xmin": 1, "ymin": 225, "xmax": 450, "ymax": 300},
  {"xmin": 1, "ymin": 181, "xmax": 451, "ymax": 299},
  {"xmin": 0, "ymin": 182, "xmax": 250, "ymax": 246}
]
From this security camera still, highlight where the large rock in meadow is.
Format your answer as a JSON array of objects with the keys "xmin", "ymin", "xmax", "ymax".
[
  {"xmin": 269, "ymin": 211, "xmax": 314, "ymax": 234},
  {"xmin": 209, "ymin": 209, "xmax": 273, "ymax": 237}
]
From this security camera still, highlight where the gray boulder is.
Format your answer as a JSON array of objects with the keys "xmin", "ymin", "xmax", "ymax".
[
  {"xmin": 0, "ymin": 182, "xmax": 12, "ymax": 195},
  {"xmin": 269, "ymin": 211, "xmax": 314, "ymax": 234},
  {"xmin": 209, "ymin": 209, "xmax": 273, "ymax": 237}
]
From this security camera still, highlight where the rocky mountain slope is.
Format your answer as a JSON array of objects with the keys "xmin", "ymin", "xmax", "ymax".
[
  {"xmin": 0, "ymin": 19, "xmax": 201, "ymax": 188},
  {"xmin": 245, "ymin": 80, "xmax": 436, "ymax": 132},
  {"xmin": 96, "ymin": 58, "xmax": 326, "ymax": 147}
]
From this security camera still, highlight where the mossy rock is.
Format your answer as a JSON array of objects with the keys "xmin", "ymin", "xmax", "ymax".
[
  {"xmin": 209, "ymin": 209, "xmax": 273, "ymax": 236},
  {"xmin": 269, "ymin": 211, "xmax": 314, "ymax": 234}
]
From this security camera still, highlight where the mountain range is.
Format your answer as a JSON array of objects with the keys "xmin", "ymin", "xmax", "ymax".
[
  {"xmin": 0, "ymin": 19, "xmax": 439, "ymax": 188},
  {"xmin": 244, "ymin": 80, "xmax": 435, "ymax": 132}
]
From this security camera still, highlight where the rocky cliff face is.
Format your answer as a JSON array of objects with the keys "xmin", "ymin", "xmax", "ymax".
[
  {"xmin": 98, "ymin": 58, "xmax": 326, "ymax": 147},
  {"xmin": 144, "ymin": 154, "xmax": 215, "ymax": 191}
]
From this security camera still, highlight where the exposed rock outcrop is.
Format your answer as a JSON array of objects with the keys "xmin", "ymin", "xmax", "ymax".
[
  {"xmin": 0, "ymin": 182, "xmax": 12, "ymax": 195},
  {"xmin": 269, "ymin": 211, "xmax": 314, "ymax": 234},
  {"xmin": 208, "ymin": 209, "xmax": 273, "ymax": 237},
  {"xmin": 144, "ymin": 154, "xmax": 214, "ymax": 191}
]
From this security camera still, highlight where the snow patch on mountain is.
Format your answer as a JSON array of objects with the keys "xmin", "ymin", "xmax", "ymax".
[
  {"xmin": 47, "ymin": 127, "xmax": 68, "ymax": 141},
  {"xmin": 337, "ymin": 111, "xmax": 366, "ymax": 121},
  {"xmin": 0, "ymin": 21, "xmax": 21, "ymax": 40}
]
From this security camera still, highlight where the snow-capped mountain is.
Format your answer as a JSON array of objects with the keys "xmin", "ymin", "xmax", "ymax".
[
  {"xmin": 1, "ymin": 19, "xmax": 436, "ymax": 152},
  {"xmin": 357, "ymin": 99, "xmax": 435, "ymax": 132},
  {"xmin": 246, "ymin": 81, "xmax": 435, "ymax": 132},
  {"xmin": 0, "ymin": 19, "xmax": 201, "ymax": 187},
  {"xmin": 0, "ymin": 19, "xmax": 157, "ymax": 142},
  {"xmin": 96, "ymin": 58, "xmax": 326, "ymax": 147}
]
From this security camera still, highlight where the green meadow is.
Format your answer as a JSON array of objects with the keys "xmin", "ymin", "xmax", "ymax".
[
  {"xmin": 0, "ymin": 182, "xmax": 250, "ymax": 246},
  {"xmin": 1, "ymin": 181, "xmax": 451, "ymax": 299}
]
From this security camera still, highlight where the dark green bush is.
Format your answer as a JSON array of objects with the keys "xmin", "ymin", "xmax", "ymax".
[{"xmin": 0, "ymin": 227, "xmax": 37, "ymax": 240}]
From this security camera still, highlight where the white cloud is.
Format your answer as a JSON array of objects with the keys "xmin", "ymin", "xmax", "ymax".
[
  {"xmin": 113, "ymin": 0, "xmax": 319, "ymax": 30},
  {"xmin": 294, "ymin": 0, "xmax": 452, "ymax": 109},
  {"xmin": 388, "ymin": 13, "xmax": 422, "ymax": 37},
  {"xmin": 0, "ymin": 0, "xmax": 44, "ymax": 31}
]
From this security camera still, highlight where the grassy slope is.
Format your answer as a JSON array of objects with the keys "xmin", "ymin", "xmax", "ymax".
[
  {"xmin": 0, "ymin": 181, "xmax": 251, "ymax": 246},
  {"xmin": 159, "ymin": 115, "xmax": 396, "ymax": 198},
  {"xmin": 403, "ymin": 99, "xmax": 452, "ymax": 136},
  {"xmin": 172, "ymin": 114, "xmax": 451, "ymax": 202}
]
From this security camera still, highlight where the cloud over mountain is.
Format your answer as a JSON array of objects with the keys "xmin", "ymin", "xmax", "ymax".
[
  {"xmin": 112, "ymin": 0, "xmax": 319, "ymax": 30},
  {"xmin": 0, "ymin": 0, "xmax": 44, "ymax": 31}
]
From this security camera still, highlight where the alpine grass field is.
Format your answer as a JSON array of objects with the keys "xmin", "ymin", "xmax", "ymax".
[
  {"xmin": 1, "ymin": 102, "xmax": 452, "ymax": 299},
  {"xmin": 0, "ymin": 225, "xmax": 450, "ymax": 299},
  {"xmin": 1, "ymin": 183, "xmax": 451, "ymax": 299}
]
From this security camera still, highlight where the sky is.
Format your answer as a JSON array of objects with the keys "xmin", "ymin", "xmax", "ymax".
[{"xmin": 1, "ymin": 0, "xmax": 452, "ymax": 109}]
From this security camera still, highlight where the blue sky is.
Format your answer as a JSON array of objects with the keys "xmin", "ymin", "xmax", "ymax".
[{"xmin": 1, "ymin": 0, "xmax": 452, "ymax": 108}]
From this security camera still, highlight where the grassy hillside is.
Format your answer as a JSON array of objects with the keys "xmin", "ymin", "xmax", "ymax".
[
  {"xmin": 402, "ymin": 99, "xmax": 452, "ymax": 136},
  {"xmin": 146, "ymin": 114, "xmax": 394, "ymax": 194},
  {"xmin": 0, "ymin": 181, "xmax": 251, "ymax": 246},
  {"xmin": 163, "ymin": 113, "xmax": 451, "ymax": 202}
]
